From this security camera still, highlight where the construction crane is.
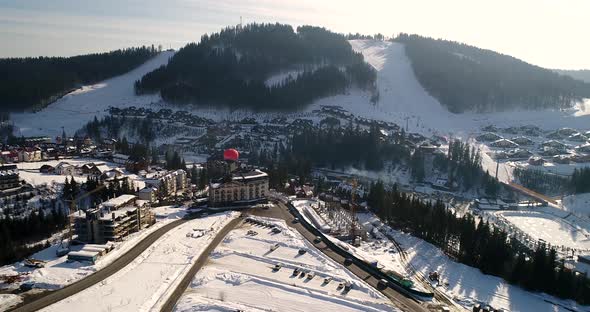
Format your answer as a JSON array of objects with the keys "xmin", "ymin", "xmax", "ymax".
[
  {"xmin": 57, "ymin": 183, "xmax": 107, "ymax": 256},
  {"xmin": 345, "ymin": 178, "xmax": 361, "ymax": 244}
]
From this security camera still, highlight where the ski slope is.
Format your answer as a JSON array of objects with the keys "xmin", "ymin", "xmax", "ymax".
[
  {"xmin": 10, "ymin": 40, "xmax": 590, "ymax": 139},
  {"xmin": 11, "ymin": 51, "xmax": 174, "ymax": 138}
]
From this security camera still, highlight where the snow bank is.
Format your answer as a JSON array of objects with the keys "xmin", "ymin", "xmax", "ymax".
[{"xmin": 0, "ymin": 294, "xmax": 22, "ymax": 312}]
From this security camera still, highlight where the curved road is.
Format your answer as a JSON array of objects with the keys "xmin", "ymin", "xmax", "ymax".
[
  {"xmin": 251, "ymin": 203, "xmax": 430, "ymax": 312},
  {"xmin": 11, "ymin": 219, "xmax": 187, "ymax": 312}
]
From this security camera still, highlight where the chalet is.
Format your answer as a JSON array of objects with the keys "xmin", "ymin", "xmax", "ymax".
[
  {"xmin": 558, "ymin": 127, "xmax": 579, "ymax": 137},
  {"xmin": 552, "ymin": 155, "xmax": 571, "ymax": 164},
  {"xmin": 511, "ymin": 136, "xmax": 534, "ymax": 146},
  {"xmin": 568, "ymin": 133, "xmax": 588, "ymax": 142},
  {"xmin": 17, "ymin": 147, "xmax": 42, "ymax": 162},
  {"xmin": 125, "ymin": 157, "xmax": 149, "ymax": 173},
  {"xmin": 507, "ymin": 149, "xmax": 532, "ymax": 159},
  {"xmin": 100, "ymin": 168, "xmax": 124, "ymax": 181},
  {"xmin": 24, "ymin": 136, "xmax": 52, "ymax": 146},
  {"xmin": 528, "ymin": 156, "xmax": 545, "ymax": 166},
  {"xmin": 481, "ymin": 125, "xmax": 499, "ymax": 132},
  {"xmin": 39, "ymin": 164, "xmax": 55, "ymax": 173},
  {"xmin": 476, "ymin": 132, "xmax": 502, "ymax": 142},
  {"xmin": 541, "ymin": 140, "xmax": 568, "ymax": 150},
  {"xmin": 575, "ymin": 143, "xmax": 590, "ymax": 153},
  {"xmin": 102, "ymin": 139, "xmax": 117, "ymax": 151},
  {"xmin": 112, "ymin": 153, "xmax": 129, "ymax": 165},
  {"xmin": 55, "ymin": 162, "xmax": 76, "ymax": 176},
  {"xmin": 541, "ymin": 146, "xmax": 565, "ymax": 156},
  {"xmin": 520, "ymin": 125, "xmax": 541, "ymax": 136},
  {"xmin": 490, "ymin": 139, "xmax": 518, "ymax": 149},
  {"xmin": 1, "ymin": 151, "xmax": 18, "ymax": 163},
  {"xmin": 570, "ymin": 154, "xmax": 590, "ymax": 163}
]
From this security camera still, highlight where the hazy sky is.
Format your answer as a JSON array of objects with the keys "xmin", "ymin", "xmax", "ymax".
[{"xmin": 1, "ymin": 0, "xmax": 588, "ymax": 69}]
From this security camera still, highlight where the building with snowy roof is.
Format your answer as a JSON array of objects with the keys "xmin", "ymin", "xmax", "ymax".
[
  {"xmin": 73, "ymin": 194, "xmax": 155, "ymax": 244},
  {"xmin": 209, "ymin": 169, "xmax": 269, "ymax": 207},
  {"xmin": 490, "ymin": 139, "xmax": 519, "ymax": 149},
  {"xmin": 0, "ymin": 165, "xmax": 19, "ymax": 191}
]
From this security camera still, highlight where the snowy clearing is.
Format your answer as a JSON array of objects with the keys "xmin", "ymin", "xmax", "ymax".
[
  {"xmin": 562, "ymin": 193, "xmax": 590, "ymax": 218},
  {"xmin": 174, "ymin": 216, "xmax": 398, "ymax": 312},
  {"xmin": 40, "ymin": 212, "xmax": 238, "ymax": 312},
  {"xmin": 493, "ymin": 209, "xmax": 590, "ymax": 251}
]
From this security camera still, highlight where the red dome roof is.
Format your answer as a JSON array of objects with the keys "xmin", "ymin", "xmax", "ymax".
[{"xmin": 223, "ymin": 148, "xmax": 239, "ymax": 161}]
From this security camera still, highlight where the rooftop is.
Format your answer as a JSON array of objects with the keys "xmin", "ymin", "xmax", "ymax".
[{"xmin": 102, "ymin": 194, "xmax": 136, "ymax": 208}]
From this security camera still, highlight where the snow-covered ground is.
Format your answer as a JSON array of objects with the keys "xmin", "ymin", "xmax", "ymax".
[
  {"xmin": 10, "ymin": 40, "xmax": 590, "ymax": 142},
  {"xmin": 562, "ymin": 193, "xmax": 590, "ymax": 218},
  {"xmin": 0, "ymin": 294, "xmax": 22, "ymax": 311},
  {"xmin": 494, "ymin": 210, "xmax": 590, "ymax": 251},
  {"xmin": 40, "ymin": 211, "xmax": 238, "ymax": 312},
  {"xmin": 11, "ymin": 51, "xmax": 173, "ymax": 138},
  {"xmin": 174, "ymin": 216, "xmax": 398, "ymax": 312},
  {"xmin": 0, "ymin": 205, "xmax": 187, "ymax": 294},
  {"xmin": 292, "ymin": 199, "xmax": 586, "ymax": 312},
  {"xmin": 380, "ymin": 221, "xmax": 586, "ymax": 312}
]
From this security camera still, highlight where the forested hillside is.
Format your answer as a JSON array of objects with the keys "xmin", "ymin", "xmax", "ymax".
[
  {"xmin": 555, "ymin": 69, "xmax": 590, "ymax": 83},
  {"xmin": 135, "ymin": 23, "xmax": 377, "ymax": 111},
  {"xmin": 0, "ymin": 46, "xmax": 159, "ymax": 112},
  {"xmin": 396, "ymin": 34, "xmax": 590, "ymax": 113}
]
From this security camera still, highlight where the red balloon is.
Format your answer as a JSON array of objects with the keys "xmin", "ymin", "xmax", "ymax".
[{"xmin": 223, "ymin": 148, "xmax": 239, "ymax": 161}]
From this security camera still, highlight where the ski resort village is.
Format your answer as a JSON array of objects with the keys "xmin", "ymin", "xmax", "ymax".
[{"xmin": 1, "ymin": 24, "xmax": 590, "ymax": 312}]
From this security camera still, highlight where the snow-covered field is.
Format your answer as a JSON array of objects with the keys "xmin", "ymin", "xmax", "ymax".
[
  {"xmin": 174, "ymin": 216, "xmax": 398, "ymax": 312},
  {"xmin": 0, "ymin": 205, "xmax": 187, "ymax": 295},
  {"xmin": 562, "ymin": 193, "xmax": 590, "ymax": 218},
  {"xmin": 40, "ymin": 212, "xmax": 238, "ymax": 312},
  {"xmin": 495, "ymin": 210, "xmax": 590, "ymax": 251}
]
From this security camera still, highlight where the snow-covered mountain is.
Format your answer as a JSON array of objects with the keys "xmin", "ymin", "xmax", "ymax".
[
  {"xmin": 11, "ymin": 51, "xmax": 174, "ymax": 138},
  {"xmin": 10, "ymin": 40, "xmax": 590, "ymax": 139}
]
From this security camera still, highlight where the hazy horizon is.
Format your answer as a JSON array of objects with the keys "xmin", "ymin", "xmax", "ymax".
[{"xmin": 1, "ymin": 0, "xmax": 589, "ymax": 70}]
